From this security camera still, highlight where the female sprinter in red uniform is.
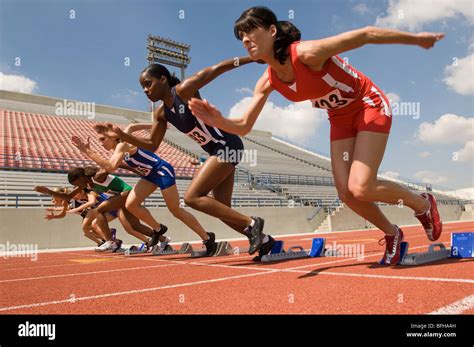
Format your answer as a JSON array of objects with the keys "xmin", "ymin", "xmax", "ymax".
[{"xmin": 188, "ymin": 6, "xmax": 445, "ymax": 265}]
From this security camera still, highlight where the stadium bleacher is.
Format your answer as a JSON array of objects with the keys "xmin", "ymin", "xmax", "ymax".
[{"xmin": 0, "ymin": 109, "xmax": 196, "ymax": 177}]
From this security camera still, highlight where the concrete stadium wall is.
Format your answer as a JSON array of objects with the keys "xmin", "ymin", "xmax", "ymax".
[
  {"xmin": 0, "ymin": 207, "xmax": 317, "ymax": 250},
  {"xmin": 460, "ymin": 204, "xmax": 474, "ymax": 221},
  {"xmin": 326, "ymin": 204, "xmax": 463, "ymax": 232}
]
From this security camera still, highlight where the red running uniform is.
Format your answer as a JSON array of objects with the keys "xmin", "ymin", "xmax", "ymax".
[{"xmin": 267, "ymin": 41, "xmax": 392, "ymax": 141}]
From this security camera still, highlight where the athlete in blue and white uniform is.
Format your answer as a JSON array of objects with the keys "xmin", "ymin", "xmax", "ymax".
[
  {"xmin": 123, "ymin": 147, "xmax": 176, "ymax": 190},
  {"xmin": 73, "ymin": 126, "xmax": 210, "ymax": 254}
]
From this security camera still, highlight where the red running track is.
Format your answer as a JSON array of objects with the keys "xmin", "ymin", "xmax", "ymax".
[{"xmin": 1, "ymin": 221, "xmax": 473, "ymax": 314}]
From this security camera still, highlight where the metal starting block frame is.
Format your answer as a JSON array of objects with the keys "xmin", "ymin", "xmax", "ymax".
[
  {"xmin": 149, "ymin": 241, "xmax": 237, "ymax": 258},
  {"xmin": 152, "ymin": 242, "xmax": 193, "ymax": 256},
  {"xmin": 190, "ymin": 241, "xmax": 234, "ymax": 258},
  {"xmin": 118, "ymin": 244, "xmax": 148, "ymax": 256},
  {"xmin": 261, "ymin": 238, "xmax": 339, "ymax": 263},
  {"xmin": 398, "ymin": 242, "xmax": 451, "ymax": 265}
]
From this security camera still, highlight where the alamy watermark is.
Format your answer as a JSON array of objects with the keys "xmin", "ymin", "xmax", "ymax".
[
  {"xmin": 18, "ymin": 321, "xmax": 55, "ymax": 341},
  {"xmin": 216, "ymin": 148, "xmax": 258, "ymax": 167},
  {"xmin": 55, "ymin": 99, "xmax": 96, "ymax": 119},
  {"xmin": 389, "ymin": 99, "xmax": 421, "ymax": 120},
  {"xmin": 0, "ymin": 242, "xmax": 39, "ymax": 261},
  {"xmin": 324, "ymin": 241, "xmax": 365, "ymax": 261}
]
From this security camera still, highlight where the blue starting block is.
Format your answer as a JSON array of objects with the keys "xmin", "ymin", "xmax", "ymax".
[
  {"xmin": 261, "ymin": 238, "xmax": 339, "ymax": 262},
  {"xmin": 451, "ymin": 232, "xmax": 473, "ymax": 258},
  {"xmin": 380, "ymin": 232, "xmax": 473, "ymax": 265}
]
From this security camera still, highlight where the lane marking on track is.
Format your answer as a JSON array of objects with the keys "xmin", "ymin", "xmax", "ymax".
[
  {"xmin": 0, "ymin": 269, "xmax": 278, "ymax": 312},
  {"xmin": 69, "ymin": 258, "xmax": 115, "ymax": 264},
  {"xmin": 0, "ymin": 263, "xmax": 181, "ymax": 283},
  {"xmin": 0, "ymin": 258, "xmax": 130, "ymax": 272},
  {"xmin": 135, "ymin": 244, "xmax": 474, "ymax": 283},
  {"xmin": 428, "ymin": 294, "xmax": 474, "ymax": 314},
  {"xmin": 1, "ymin": 242, "xmax": 472, "ymax": 312}
]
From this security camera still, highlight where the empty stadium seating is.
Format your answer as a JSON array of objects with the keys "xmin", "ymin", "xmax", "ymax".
[{"xmin": 0, "ymin": 109, "xmax": 197, "ymax": 177}]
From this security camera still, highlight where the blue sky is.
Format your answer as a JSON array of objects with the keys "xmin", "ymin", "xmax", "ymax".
[{"xmin": 1, "ymin": 0, "xmax": 473, "ymax": 190}]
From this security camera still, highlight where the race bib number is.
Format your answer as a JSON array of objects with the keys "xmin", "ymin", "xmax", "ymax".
[
  {"xmin": 135, "ymin": 167, "xmax": 151, "ymax": 176},
  {"xmin": 311, "ymin": 89, "xmax": 354, "ymax": 110},
  {"xmin": 186, "ymin": 127, "xmax": 211, "ymax": 146}
]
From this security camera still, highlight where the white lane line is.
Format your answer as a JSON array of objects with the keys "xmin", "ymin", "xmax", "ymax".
[
  {"xmin": 0, "ymin": 258, "xmax": 130, "ymax": 272},
  {"xmin": 0, "ymin": 263, "xmax": 181, "ymax": 283},
  {"xmin": 1, "ymin": 246, "xmax": 472, "ymax": 312},
  {"xmin": 428, "ymin": 295, "xmax": 474, "ymax": 314},
  {"xmin": 127, "ymin": 245, "xmax": 474, "ymax": 284},
  {"xmin": 284, "ymin": 269, "xmax": 474, "ymax": 284},
  {"xmin": 0, "ymin": 269, "xmax": 278, "ymax": 312}
]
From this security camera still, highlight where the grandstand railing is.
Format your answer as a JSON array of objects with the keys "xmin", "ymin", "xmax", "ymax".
[
  {"xmin": 0, "ymin": 153, "xmax": 197, "ymax": 178},
  {"xmin": 253, "ymin": 172, "xmax": 335, "ymax": 186},
  {"xmin": 0, "ymin": 193, "xmax": 314, "ymax": 209}
]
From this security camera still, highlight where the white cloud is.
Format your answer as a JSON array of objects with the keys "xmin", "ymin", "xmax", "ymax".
[
  {"xmin": 353, "ymin": 3, "xmax": 370, "ymax": 15},
  {"xmin": 235, "ymin": 87, "xmax": 253, "ymax": 95},
  {"xmin": 457, "ymin": 140, "xmax": 474, "ymax": 162},
  {"xmin": 375, "ymin": 0, "xmax": 474, "ymax": 31},
  {"xmin": 110, "ymin": 89, "xmax": 140, "ymax": 104},
  {"xmin": 0, "ymin": 72, "xmax": 38, "ymax": 93},
  {"xmin": 414, "ymin": 170, "xmax": 448, "ymax": 184},
  {"xmin": 229, "ymin": 97, "xmax": 326, "ymax": 143},
  {"xmin": 467, "ymin": 36, "xmax": 474, "ymax": 53},
  {"xmin": 418, "ymin": 151, "xmax": 431, "ymax": 158},
  {"xmin": 381, "ymin": 171, "xmax": 400, "ymax": 179},
  {"xmin": 416, "ymin": 114, "xmax": 474, "ymax": 145},
  {"xmin": 443, "ymin": 53, "xmax": 474, "ymax": 95}
]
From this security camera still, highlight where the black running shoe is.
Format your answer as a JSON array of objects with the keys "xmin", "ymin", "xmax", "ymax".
[
  {"xmin": 147, "ymin": 224, "xmax": 168, "ymax": 248},
  {"xmin": 203, "ymin": 232, "xmax": 217, "ymax": 256},
  {"xmin": 252, "ymin": 235, "xmax": 276, "ymax": 262},
  {"xmin": 247, "ymin": 217, "xmax": 265, "ymax": 255},
  {"xmin": 112, "ymin": 239, "xmax": 123, "ymax": 253}
]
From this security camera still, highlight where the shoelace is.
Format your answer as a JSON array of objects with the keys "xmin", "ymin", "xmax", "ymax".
[{"xmin": 378, "ymin": 232, "xmax": 400, "ymax": 255}]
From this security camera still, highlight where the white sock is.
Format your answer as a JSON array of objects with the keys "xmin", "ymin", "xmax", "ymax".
[{"xmin": 262, "ymin": 235, "xmax": 269, "ymax": 244}]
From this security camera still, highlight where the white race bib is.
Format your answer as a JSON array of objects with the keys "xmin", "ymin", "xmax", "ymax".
[
  {"xmin": 311, "ymin": 89, "xmax": 355, "ymax": 110},
  {"xmin": 135, "ymin": 167, "xmax": 151, "ymax": 176},
  {"xmin": 186, "ymin": 126, "xmax": 212, "ymax": 146}
]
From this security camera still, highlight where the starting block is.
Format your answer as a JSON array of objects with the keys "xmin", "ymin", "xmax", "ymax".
[
  {"xmin": 397, "ymin": 242, "xmax": 451, "ymax": 266},
  {"xmin": 451, "ymin": 232, "xmax": 473, "ymax": 258},
  {"xmin": 381, "ymin": 232, "xmax": 474, "ymax": 265},
  {"xmin": 116, "ymin": 243, "xmax": 149, "ymax": 255},
  {"xmin": 152, "ymin": 242, "xmax": 193, "ymax": 256},
  {"xmin": 261, "ymin": 238, "xmax": 339, "ymax": 263},
  {"xmin": 191, "ymin": 241, "xmax": 233, "ymax": 258}
]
